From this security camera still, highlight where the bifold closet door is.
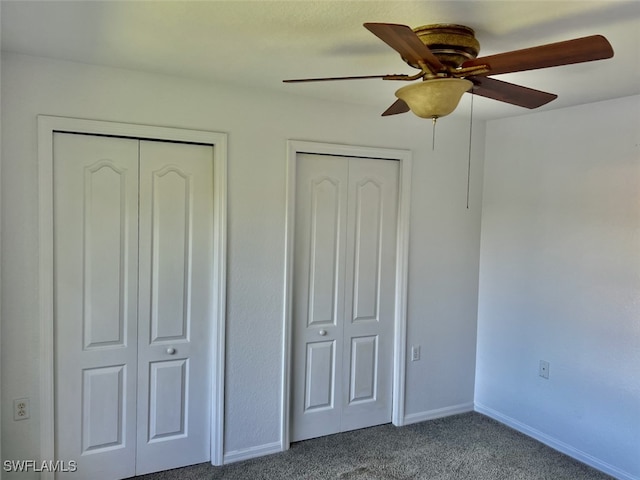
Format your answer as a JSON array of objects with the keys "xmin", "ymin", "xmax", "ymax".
[
  {"xmin": 54, "ymin": 134, "xmax": 140, "ymax": 479},
  {"xmin": 291, "ymin": 153, "xmax": 399, "ymax": 442},
  {"xmin": 135, "ymin": 140, "xmax": 213, "ymax": 475},
  {"xmin": 54, "ymin": 133, "xmax": 214, "ymax": 479}
]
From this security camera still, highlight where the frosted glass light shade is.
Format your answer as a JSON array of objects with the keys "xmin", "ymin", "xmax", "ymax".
[{"xmin": 395, "ymin": 78, "xmax": 473, "ymax": 119}]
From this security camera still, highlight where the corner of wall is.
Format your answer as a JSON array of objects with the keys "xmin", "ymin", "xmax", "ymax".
[{"xmin": 475, "ymin": 403, "xmax": 639, "ymax": 480}]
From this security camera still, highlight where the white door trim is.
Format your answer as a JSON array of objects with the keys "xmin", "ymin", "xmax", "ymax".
[
  {"xmin": 37, "ymin": 115, "xmax": 228, "ymax": 477},
  {"xmin": 281, "ymin": 140, "xmax": 412, "ymax": 450}
]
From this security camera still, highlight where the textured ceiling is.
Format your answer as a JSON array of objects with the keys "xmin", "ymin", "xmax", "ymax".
[{"xmin": 2, "ymin": 0, "xmax": 640, "ymax": 120}]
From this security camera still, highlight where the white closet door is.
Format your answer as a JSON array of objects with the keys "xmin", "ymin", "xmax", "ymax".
[
  {"xmin": 54, "ymin": 133, "xmax": 140, "ymax": 480},
  {"xmin": 54, "ymin": 135, "xmax": 214, "ymax": 479},
  {"xmin": 291, "ymin": 154, "xmax": 348, "ymax": 442},
  {"xmin": 340, "ymin": 157, "xmax": 398, "ymax": 432},
  {"xmin": 291, "ymin": 153, "xmax": 399, "ymax": 442},
  {"xmin": 135, "ymin": 140, "xmax": 213, "ymax": 475}
]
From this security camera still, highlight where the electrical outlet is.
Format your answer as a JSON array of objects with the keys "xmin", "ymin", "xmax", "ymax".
[
  {"xmin": 539, "ymin": 360, "xmax": 550, "ymax": 379},
  {"xmin": 411, "ymin": 345, "xmax": 421, "ymax": 362},
  {"xmin": 14, "ymin": 398, "xmax": 30, "ymax": 421}
]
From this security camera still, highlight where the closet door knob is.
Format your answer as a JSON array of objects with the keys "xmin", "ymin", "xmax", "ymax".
[
  {"xmin": 166, "ymin": 347, "xmax": 176, "ymax": 355},
  {"xmin": 319, "ymin": 329, "xmax": 327, "ymax": 336}
]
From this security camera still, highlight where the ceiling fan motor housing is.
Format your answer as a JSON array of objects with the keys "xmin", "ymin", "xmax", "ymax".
[{"xmin": 410, "ymin": 24, "xmax": 480, "ymax": 69}]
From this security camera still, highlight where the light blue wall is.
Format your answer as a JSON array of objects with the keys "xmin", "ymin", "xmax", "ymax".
[{"xmin": 476, "ymin": 95, "xmax": 640, "ymax": 480}]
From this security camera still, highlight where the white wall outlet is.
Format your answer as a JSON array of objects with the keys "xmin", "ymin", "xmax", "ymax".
[
  {"xmin": 411, "ymin": 345, "xmax": 421, "ymax": 362},
  {"xmin": 14, "ymin": 397, "xmax": 30, "ymax": 420},
  {"xmin": 539, "ymin": 360, "xmax": 550, "ymax": 379}
]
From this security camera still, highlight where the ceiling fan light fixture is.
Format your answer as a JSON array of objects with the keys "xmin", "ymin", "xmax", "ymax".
[{"xmin": 394, "ymin": 78, "xmax": 473, "ymax": 119}]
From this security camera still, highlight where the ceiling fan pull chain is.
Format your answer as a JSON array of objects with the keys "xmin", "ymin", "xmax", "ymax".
[
  {"xmin": 466, "ymin": 93, "xmax": 474, "ymax": 210},
  {"xmin": 432, "ymin": 117, "xmax": 437, "ymax": 151}
]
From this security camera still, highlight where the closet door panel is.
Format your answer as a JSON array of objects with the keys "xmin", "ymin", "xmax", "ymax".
[
  {"xmin": 149, "ymin": 165, "xmax": 191, "ymax": 342},
  {"xmin": 291, "ymin": 153, "xmax": 348, "ymax": 442},
  {"xmin": 54, "ymin": 133, "xmax": 139, "ymax": 480},
  {"xmin": 136, "ymin": 140, "xmax": 213, "ymax": 475},
  {"xmin": 341, "ymin": 157, "xmax": 398, "ymax": 432}
]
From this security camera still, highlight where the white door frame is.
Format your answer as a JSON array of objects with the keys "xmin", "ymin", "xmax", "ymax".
[
  {"xmin": 281, "ymin": 140, "xmax": 412, "ymax": 449},
  {"xmin": 37, "ymin": 115, "xmax": 228, "ymax": 476}
]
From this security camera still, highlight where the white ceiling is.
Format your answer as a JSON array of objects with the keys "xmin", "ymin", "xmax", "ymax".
[{"xmin": 2, "ymin": 0, "xmax": 640, "ymax": 120}]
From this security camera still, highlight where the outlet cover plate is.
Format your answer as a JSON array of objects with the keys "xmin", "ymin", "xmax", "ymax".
[
  {"xmin": 539, "ymin": 360, "xmax": 550, "ymax": 379},
  {"xmin": 411, "ymin": 345, "xmax": 421, "ymax": 362},
  {"xmin": 14, "ymin": 397, "xmax": 30, "ymax": 420}
]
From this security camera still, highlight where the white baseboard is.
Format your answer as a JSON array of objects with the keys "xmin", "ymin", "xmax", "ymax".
[
  {"xmin": 222, "ymin": 403, "xmax": 474, "ymax": 466},
  {"xmin": 403, "ymin": 402, "xmax": 474, "ymax": 425},
  {"xmin": 475, "ymin": 402, "xmax": 638, "ymax": 480},
  {"xmin": 223, "ymin": 441, "xmax": 282, "ymax": 465}
]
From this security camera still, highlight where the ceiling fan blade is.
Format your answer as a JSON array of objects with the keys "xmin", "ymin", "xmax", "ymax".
[
  {"xmin": 462, "ymin": 35, "xmax": 613, "ymax": 76},
  {"xmin": 381, "ymin": 99, "xmax": 410, "ymax": 116},
  {"xmin": 468, "ymin": 76, "xmax": 557, "ymax": 109},
  {"xmin": 364, "ymin": 23, "xmax": 444, "ymax": 71},
  {"xmin": 283, "ymin": 74, "xmax": 401, "ymax": 83}
]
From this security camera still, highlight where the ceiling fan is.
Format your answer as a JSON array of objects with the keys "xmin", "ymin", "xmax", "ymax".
[{"xmin": 284, "ymin": 23, "xmax": 614, "ymax": 120}]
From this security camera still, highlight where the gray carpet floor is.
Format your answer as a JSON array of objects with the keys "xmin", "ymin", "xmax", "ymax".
[{"xmin": 135, "ymin": 412, "xmax": 613, "ymax": 479}]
